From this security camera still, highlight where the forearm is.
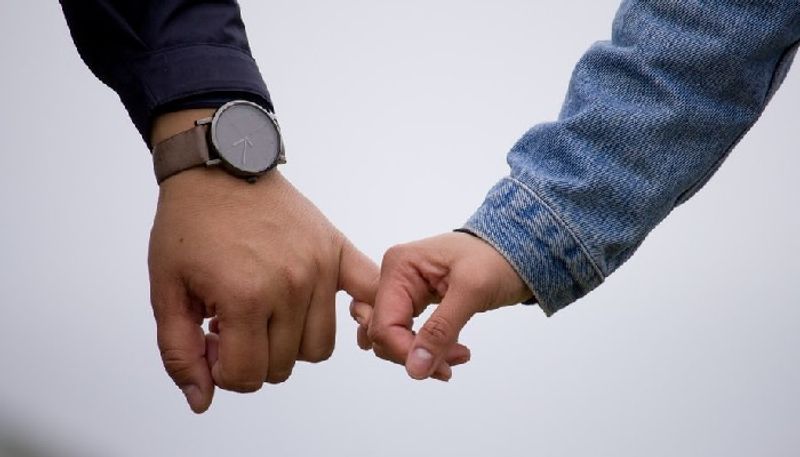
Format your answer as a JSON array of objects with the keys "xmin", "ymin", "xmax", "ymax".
[{"xmin": 465, "ymin": 0, "xmax": 800, "ymax": 315}]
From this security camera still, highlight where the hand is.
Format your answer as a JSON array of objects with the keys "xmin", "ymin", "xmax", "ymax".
[
  {"xmin": 364, "ymin": 232, "xmax": 532, "ymax": 381},
  {"xmin": 148, "ymin": 112, "xmax": 378, "ymax": 413}
]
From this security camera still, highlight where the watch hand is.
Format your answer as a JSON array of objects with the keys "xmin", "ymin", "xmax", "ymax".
[
  {"xmin": 242, "ymin": 119, "xmax": 275, "ymax": 139},
  {"xmin": 233, "ymin": 137, "xmax": 256, "ymax": 166}
]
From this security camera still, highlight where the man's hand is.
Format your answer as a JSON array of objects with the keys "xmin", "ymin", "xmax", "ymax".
[
  {"xmin": 148, "ymin": 110, "xmax": 378, "ymax": 413},
  {"xmin": 364, "ymin": 233, "xmax": 532, "ymax": 381}
]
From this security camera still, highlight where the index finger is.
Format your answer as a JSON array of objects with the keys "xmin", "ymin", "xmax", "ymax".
[
  {"xmin": 210, "ymin": 299, "xmax": 270, "ymax": 393},
  {"xmin": 368, "ymin": 253, "xmax": 473, "ymax": 374},
  {"xmin": 369, "ymin": 276, "xmax": 417, "ymax": 364},
  {"xmin": 151, "ymin": 279, "xmax": 215, "ymax": 414}
]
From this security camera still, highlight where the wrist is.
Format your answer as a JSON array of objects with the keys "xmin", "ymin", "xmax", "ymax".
[
  {"xmin": 151, "ymin": 101, "xmax": 284, "ymax": 185},
  {"xmin": 157, "ymin": 166, "xmax": 285, "ymax": 206}
]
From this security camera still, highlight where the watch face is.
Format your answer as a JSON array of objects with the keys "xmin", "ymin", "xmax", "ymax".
[{"xmin": 211, "ymin": 101, "xmax": 281, "ymax": 175}]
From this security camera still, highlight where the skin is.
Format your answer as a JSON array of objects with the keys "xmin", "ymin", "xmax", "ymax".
[
  {"xmin": 148, "ymin": 110, "xmax": 529, "ymax": 410},
  {"xmin": 360, "ymin": 232, "xmax": 533, "ymax": 381},
  {"xmin": 149, "ymin": 110, "xmax": 379, "ymax": 413}
]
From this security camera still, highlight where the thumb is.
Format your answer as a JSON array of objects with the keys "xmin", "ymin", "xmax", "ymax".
[
  {"xmin": 152, "ymin": 284, "xmax": 215, "ymax": 414},
  {"xmin": 338, "ymin": 238, "xmax": 380, "ymax": 304},
  {"xmin": 406, "ymin": 286, "xmax": 477, "ymax": 380}
]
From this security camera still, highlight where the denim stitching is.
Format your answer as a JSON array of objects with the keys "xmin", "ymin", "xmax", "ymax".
[{"xmin": 506, "ymin": 176, "xmax": 606, "ymax": 281}]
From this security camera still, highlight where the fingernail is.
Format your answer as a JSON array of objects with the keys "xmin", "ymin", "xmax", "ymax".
[
  {"xmin": 407, "ymin": 347, "xmax": 434, "ymax": 379},
  {"xmin": 181, "ymin": 385, "xmax": 201, "ymax": 410}
]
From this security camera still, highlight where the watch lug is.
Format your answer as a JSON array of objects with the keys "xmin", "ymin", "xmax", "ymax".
[{"xmin": 195, "ymin": 117, "xmax": 213, "ymax": 126}]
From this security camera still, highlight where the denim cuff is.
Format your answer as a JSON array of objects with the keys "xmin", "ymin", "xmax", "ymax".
[
  {"xmin": 463, "ymin": 177, "xmax": 605, "ymax": 316},
  {"xmin": 105, "ymin": 44, "xmax": 272, "ymax": 146}
]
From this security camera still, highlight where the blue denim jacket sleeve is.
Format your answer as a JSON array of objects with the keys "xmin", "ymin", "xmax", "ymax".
[{"xmin": 463, "ymin": 1, "xmax": 800, "ymax": 316}]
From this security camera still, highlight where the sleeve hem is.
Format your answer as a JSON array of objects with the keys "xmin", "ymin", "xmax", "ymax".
[
  {"xmin": 105, "ymin": 44, "xmax": 272, "ymax": 145},
  {"xmin": 462, "ymin": 177, "xmax": 605, "ymax": 316}
]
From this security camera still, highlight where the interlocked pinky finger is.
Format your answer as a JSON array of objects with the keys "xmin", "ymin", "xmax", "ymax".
[
  {"xmin": 357, "ymin": 323, "xmax": 372, "ymax": 351},
  {"xmin": 349, "ymin": 300, "xmax": 373, "ymax": 326}
]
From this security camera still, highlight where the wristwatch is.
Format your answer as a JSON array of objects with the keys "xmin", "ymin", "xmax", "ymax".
[{"xmin": 151, "ymin": 100, "xmax": 286, "ymax": 184}]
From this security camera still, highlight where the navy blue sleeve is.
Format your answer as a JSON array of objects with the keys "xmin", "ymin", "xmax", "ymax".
[{"xmin": 59, "ymin": 0, "xmax": 273, "ymax": 146}]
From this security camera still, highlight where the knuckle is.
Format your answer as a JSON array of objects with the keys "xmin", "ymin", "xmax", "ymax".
[
  {"xmin": 381, "ymin": 245, "xmax": 409, "ymax": 268},
  {"xmin": 367, "ymin": 324, "xmax": 388, "ymax": 346},
  {"xmin": 419, "ymin": 315, "xmax": 454, "ymax": 347},
  {"xmin": 217, "ymin": 373, "xmax": 263, "ymax": 393},
  {"xmin": 213, "ymin": 272, "xmax": 266, "ymax": 310},
  {"xmin": 160, "ymin": 349, "xmax": 195, "ymax": 383},
  {"xmin": 278, "ymin": 264, "xmax": 313, "ymax": 296},
  {"xmin": 303, "ymin": 344, "xmax": 334, "ymax": 364},
  {"xmin": 235, "ymin": 280, "xmax": 266, "ymax": 306},
  {"xmin": 266, "ymin": 369, "xmax": 293, "ymax": 385},
  {"xmin": 367, "ymin": 327, "xmax": 397, "ymax": 362},
  {"xmin": 232, "ymin": 382, "xmax": 264, "ymax": 393},
  {"xmin": 213, "ymin": 359, "xmax": 264, "ymax": 393}
]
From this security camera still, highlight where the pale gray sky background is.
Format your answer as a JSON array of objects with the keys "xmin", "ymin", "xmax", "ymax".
[{"xmin": 0, "ymin": 1, "xmax": 798, "ymax": 456}]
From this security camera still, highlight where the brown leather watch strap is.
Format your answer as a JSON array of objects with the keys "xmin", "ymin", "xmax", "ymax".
[{"xmin": 151, "ymin": 124, "xmax": 212, "ymax": 184}]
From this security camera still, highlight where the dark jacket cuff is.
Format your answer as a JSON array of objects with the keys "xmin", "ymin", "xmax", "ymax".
[{"xmin": 105, "ymin": 44, "xmax": 272, "ymax": 146}]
